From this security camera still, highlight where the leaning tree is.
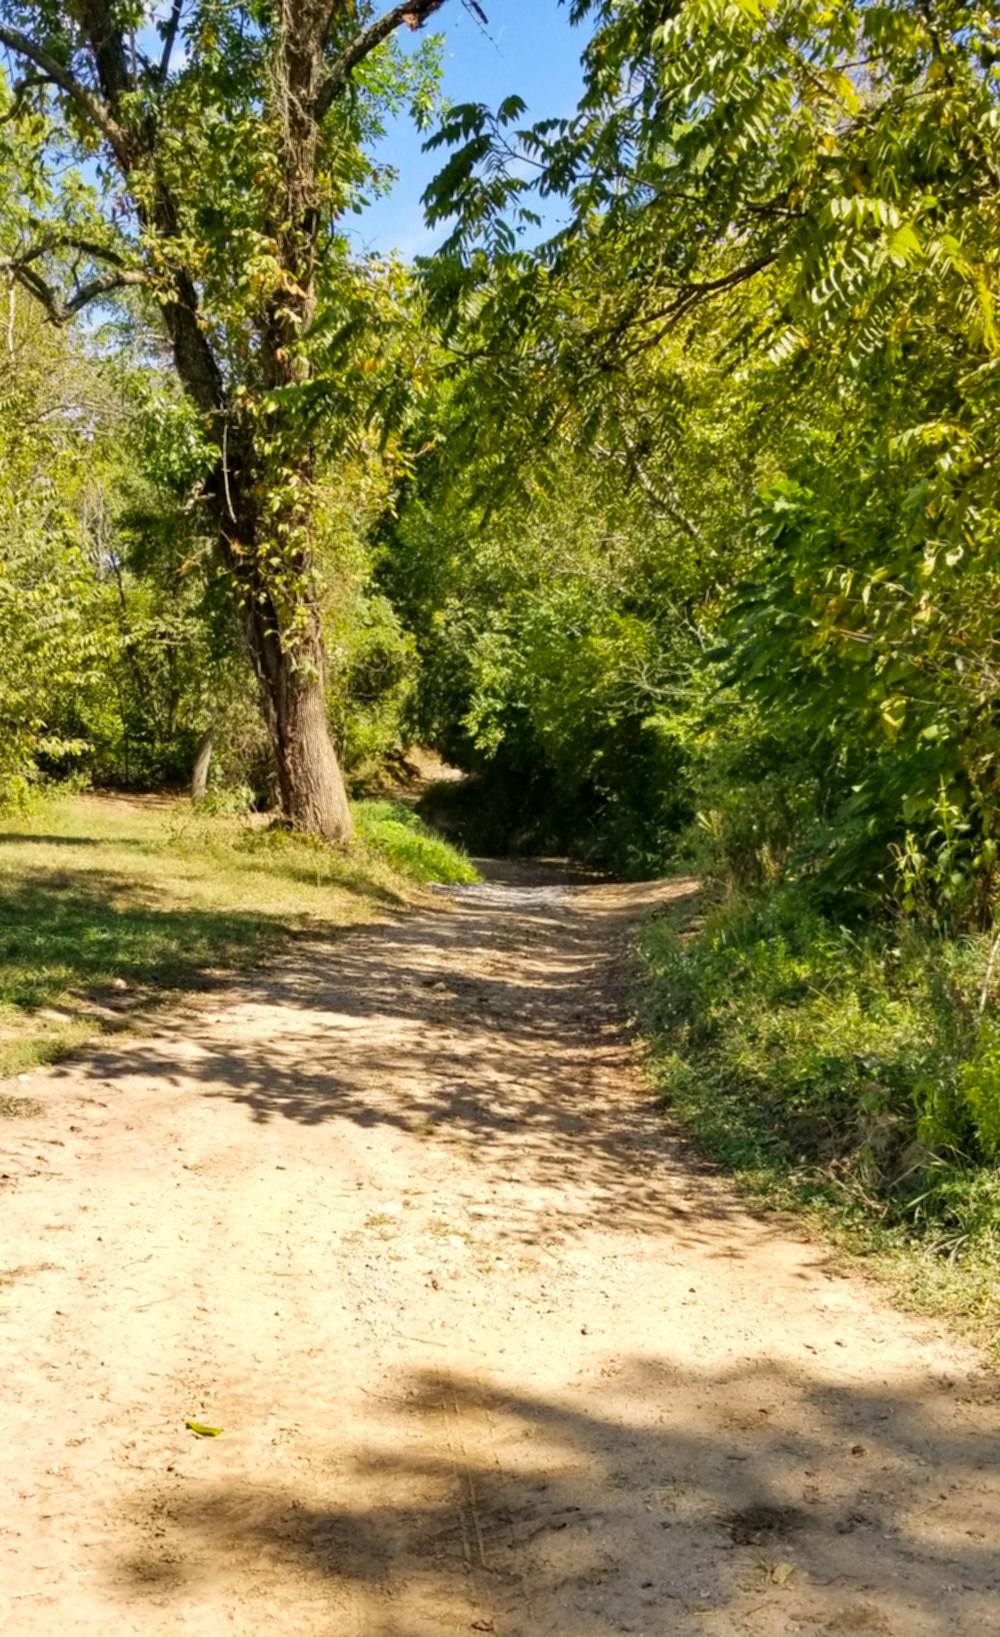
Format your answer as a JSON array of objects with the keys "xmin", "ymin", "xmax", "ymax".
[{"xmin": 0, "ymin": 0, "xmax": 477, "ymax": 839}]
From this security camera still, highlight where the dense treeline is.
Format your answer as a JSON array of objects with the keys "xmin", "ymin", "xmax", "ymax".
[
  {"xmin": 1, "ymin": 0, "xmax": 999, "ymax": 1292},
  {"xmin": 0, "ymin": 300, "xmax": 413, "ymax": 802}
]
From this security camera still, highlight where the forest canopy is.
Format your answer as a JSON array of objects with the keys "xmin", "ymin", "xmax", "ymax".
[{"xmin": 0, "ymin": 0, "xmax": 995, "ymax": 898}]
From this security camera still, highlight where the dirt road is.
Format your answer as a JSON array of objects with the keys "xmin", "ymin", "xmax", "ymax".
[{"xmin": 1, "ymin": 871, "xmax": 998, "ymax": 1636}]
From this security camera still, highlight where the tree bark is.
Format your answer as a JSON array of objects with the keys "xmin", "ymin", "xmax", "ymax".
[
  {"xmin": 191, "ymin": 727, "xmax": 215, "ymax": 802},
  {"xmin": 247, "ymin": 601, "xmax": 353, "ymax": 841},
  {"xmin": 214, "ymin": 431, "xmax": 356, "ymax": 843},
  {"xmin": 0, "ymin": 0, "xmax": 449, "ymax": 846}
]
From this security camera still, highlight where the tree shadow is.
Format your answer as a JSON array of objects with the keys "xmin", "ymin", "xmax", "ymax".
[
  {"xmin": 54, "ymin": 876, "xmax": 749, "ymax": 1245},
  {"xmin": 0, "ymin": 833, "xmax": 152, "ymax": 847},
  {"xmin": 17, "ymin": 865, "xmax": 999, "ymax": 1633},
  {"xmin": 112, "ymin": 1356, "xmax": 1000, "ymax": 1635},
  {"xmin": 0, "ymin": 868, "xmax": 395, "ymax": 1016}
]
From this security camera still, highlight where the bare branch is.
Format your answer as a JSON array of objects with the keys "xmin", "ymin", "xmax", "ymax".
[
  {"xmin": 593, "ymin": 432, "xmax": 701, "ymax": 539},
  {"xmin": 318, "ymin": 0, "xmax": 447, "ymax": 119},
  {"xmin": 0, "ymin": 253, "xmax": 146, "ymax": 324},
  {"xmin": 61, "ymin": 268, "xmax": 146, "ymax": 316},
  {"xmin": 14, "ymin": 230, "xmax": 132, "ymax": 269},
  {"xmin": 0, "ymin": 23, "xmax": 130, "ymax": 163},
  {"xmin": 606, "ymin": 253, "xmax": 779, "ymax": 365},
  {"xmin": 158, "ymin": 0, "xmax": 185, "ymax": 82}
]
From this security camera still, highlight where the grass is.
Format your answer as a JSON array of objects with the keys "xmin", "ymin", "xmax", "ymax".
[
  {"xmin": 634, "ymin": 888, "xmax": 1000, "ymax": 1357},
  {"xmin": 0, "ymin": 790, "xmax": 476, "ymax": 1083},
  {"xmin": 353, "ymin": 800, "xmax": 479, "ymax": 886}
]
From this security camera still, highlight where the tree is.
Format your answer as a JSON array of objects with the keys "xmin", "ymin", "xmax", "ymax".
[
  {"xmin": 0, "ymin": 0, "xmax": 472, "ymax": 840},
  {"xmin": 417, "ymin": 0, "xmax": 1000, "ymax": 905},
  {"xmin": 0, "ymin": 294, "xmax": 118, "ymax": 799}
]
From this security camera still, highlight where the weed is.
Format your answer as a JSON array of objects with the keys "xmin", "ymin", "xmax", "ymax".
[
  {"xmin": 354, "ymin": 801, "xmax": 478, "ymax": 885},
  {"xmin": 635, "ymin": 888, "xmax": 1000, "ymax": 1349}
]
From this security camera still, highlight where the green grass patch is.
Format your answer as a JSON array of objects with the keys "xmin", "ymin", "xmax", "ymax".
[
  {"xmin": 0, "ymin": 790, "xmax": 477, "ymax": 1086},
  {"xmin": 635, "ymin": 889, "xmax": 1000, "ymax": 1355},
  {"xmin": 354, "ymin": 800, "xmax": 479, "ymax": 885}
]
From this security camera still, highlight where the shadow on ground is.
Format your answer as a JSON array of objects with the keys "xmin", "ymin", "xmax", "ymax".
[
  {"xmin": 13, "ymin": 861, "xmax": 998, "ymax": 1636},
  {"xmin": 56, "ymin": 875, "xmax": 736, "ymax": 1245},
  {"xmin": 115, "ymin": 1355, "xmax": 1000, "ymax": 1635},
  {"xmin": 0, "ymin": 865, "xmax": 401, "ymax": 1018}
]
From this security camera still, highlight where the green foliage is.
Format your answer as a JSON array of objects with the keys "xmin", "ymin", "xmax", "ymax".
[
  {"xmin": 1, "ymin": 0, "xmax": 998, "ymax": 1309},
  {"xmin": 354, "ymin": 799, "xmax": 478, "ymax": 884},
  {"xmin": 0, "ymin": 293, "xmax": 419, "ymax": 810},
  {"xmin": 0, "ymin": 3, "xmax": 467, "ymax": 838},
  {"xmin": 386, "ymin": 511, "xmax": 698, "ymax": 869},
  {"xmin": 957, "ymin": 1022, "xmax": 1000, "ymax": 1162},
  {"xmin": 382, "ymin": 331, "xmax": 751, "ymax": 872},
  {"xmin": 0, "ymin": 304, "xmax": 114, "ymax": 799},
  {"xmin": 0, "ymin": 299, "xmax": 263, "ymax": 800},
  {"xmin": 417, "ymin": 0, "xmax": 1000, "ymax": 912},
  {"xmin": 0, "ymin": 1, "xmax": 444, "ymax": 620},
  {"xmin": 328, "ymin": 593, "xmax": 418, "ymax": 788},
  {"xmin": 637, "ymin": 891, "xmax": 1000, "ymax": 1263}
]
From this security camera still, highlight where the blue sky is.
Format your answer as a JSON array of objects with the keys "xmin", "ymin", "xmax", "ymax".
[{"xmin": 348, "ymin": 0, "xmax": 590, "ymax": 259}]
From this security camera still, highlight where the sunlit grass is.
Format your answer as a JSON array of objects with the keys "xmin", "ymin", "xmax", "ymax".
[
  {"xmin": 353, "ymin": 800, "xmax": 479, "ymax": 886},
  {"xmin": 635, "ymin": 891, "xmax": 1000, "ymax": 1356},
  {"xmin": 0, "ymin": 790, "xmax": 477, "ymax": 1081}
]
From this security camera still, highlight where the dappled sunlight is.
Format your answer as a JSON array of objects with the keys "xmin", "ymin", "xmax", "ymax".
[
  {"xmin": 55, "ymin": 872, "xmax": 725, "ymax": 1245},
  {"xmin": 0, "ymin": 794, "xmax": 422, "ymax": 1072},
  {"xmin": 5, "ymin": 868, "xmax": 996, "ymax": 1637}
]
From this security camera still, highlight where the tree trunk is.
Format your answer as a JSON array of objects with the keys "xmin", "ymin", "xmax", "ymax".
[
  {"xmin": 249, "ymin": 602, "xmax": 354, "ymax": 843},
  {"xmin": 0, "ymin": 0, "xmax": 445, "ymax": 850},
  {"xmin": 191, "ymin": 727, "xmax": 215, "ymax": 802}
]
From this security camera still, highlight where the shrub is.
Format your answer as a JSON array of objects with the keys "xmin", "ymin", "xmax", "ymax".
[
  {"xmin": 636, "ymin": 889, "xmax": 1000, "ymax": 1257},
  {"xmin": 353, "ymin": 801, "xmax": 479, "ymax": 885}
]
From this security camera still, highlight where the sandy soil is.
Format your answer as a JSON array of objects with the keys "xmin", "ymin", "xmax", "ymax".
[{"xmin": 1, "ymin": 869, "xmax": 998, "ymax": 1637}]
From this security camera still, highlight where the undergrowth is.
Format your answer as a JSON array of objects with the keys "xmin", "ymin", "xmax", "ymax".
[
  {"xmin": 354, "ymin": 800, "xmax": 479, "ymax": 885},
  {"xmin": 636, "ymin": 889, "xmax": 1000, "ymax": 1351}
]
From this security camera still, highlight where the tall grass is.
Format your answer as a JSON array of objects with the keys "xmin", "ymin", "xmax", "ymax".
[{"xmin": 636, "ymin": 889, "xmax": 1000, "ymax": 1347}]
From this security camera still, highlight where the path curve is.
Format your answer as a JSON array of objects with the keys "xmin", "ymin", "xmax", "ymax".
[{"xmin": 1, "ymin": 871, "xmax": 998, "ymax": 1636}]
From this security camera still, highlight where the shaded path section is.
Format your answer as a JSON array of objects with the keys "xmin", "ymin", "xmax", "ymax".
[{"xmin": 1, "ymin": 870, "xmax": 998, "ymax": 1635}]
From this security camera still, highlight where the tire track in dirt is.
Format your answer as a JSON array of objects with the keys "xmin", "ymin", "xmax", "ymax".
[{"xmin": 1, "ymin": 866, "xmax": 998, "ymax": 1635}]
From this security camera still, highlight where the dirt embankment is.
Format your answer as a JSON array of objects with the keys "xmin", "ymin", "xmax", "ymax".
[{"xmin": 1, "ymin": 869, "xmax": 998, "ymax": 1635}]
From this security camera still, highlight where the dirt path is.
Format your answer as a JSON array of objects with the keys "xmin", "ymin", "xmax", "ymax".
[{"xmin": 1, "ymin": 871, "xmax": 998, "ymax": 1636}]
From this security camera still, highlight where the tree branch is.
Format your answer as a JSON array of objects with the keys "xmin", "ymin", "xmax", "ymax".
[
  {"xmin": 608, "ymin": 253, "xmax": 780, "ymax": 364},
  {"xmin": 0, "ymin": 255, "xmax": 146, "ymax": 324},
  {"xmin": 0, "ymin": 23, "xmax": 130, "ymax": 163},
  {"xmin": 14, "ymin": 230, "xmax": 132, "ymax": 268},
  {"xmin": 317, "ymin": 0, "xmax": 447, "ymax": 119},
  {"xmin": 76, "ymin": 0, "xmax": 132, "ymax": 117},
  {"xmin": 158, "ymin": 0, "xmax": 185, "ymax": 82},
  {"xmin": 56, "ymin": 268, "xmax": 147, "ymax": 319}
]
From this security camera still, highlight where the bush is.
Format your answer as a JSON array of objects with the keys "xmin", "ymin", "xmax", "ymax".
[{"xmin": 353, "ymin": 800, "xmax": 479, "ymax": 885}]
